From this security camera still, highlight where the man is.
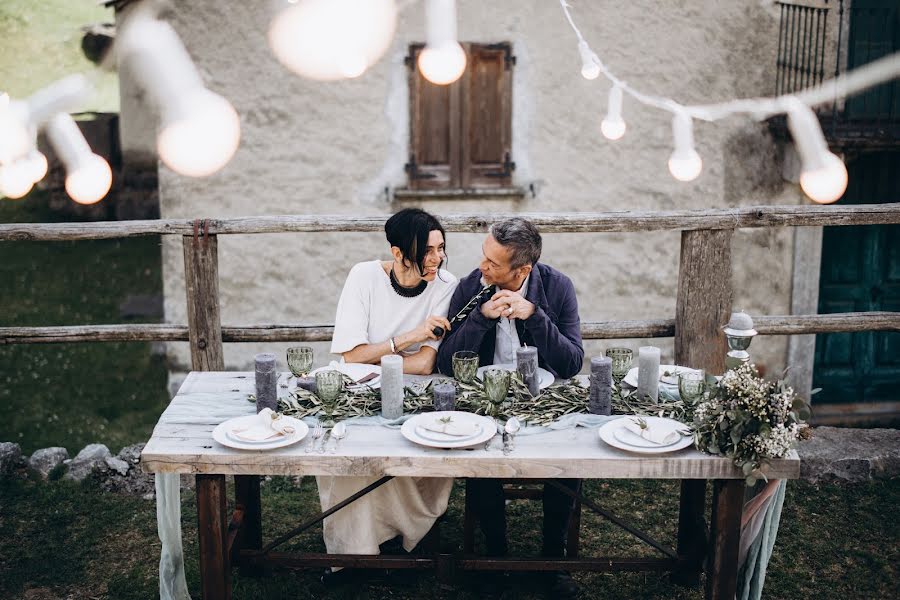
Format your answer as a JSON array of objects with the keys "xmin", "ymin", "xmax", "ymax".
[{"xmin": 436, "ymin": 217, "xmax": 584, "ymax": 598}]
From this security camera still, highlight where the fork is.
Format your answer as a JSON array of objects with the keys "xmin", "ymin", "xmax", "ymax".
[{"xmin": 306, "ymin": 423, "xmax": 323, "ymax": 453}]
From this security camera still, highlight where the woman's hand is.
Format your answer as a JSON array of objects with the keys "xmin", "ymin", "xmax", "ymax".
[{"xmin": 411, "ymin": 315, "xmax": 451, "ymax": 342}]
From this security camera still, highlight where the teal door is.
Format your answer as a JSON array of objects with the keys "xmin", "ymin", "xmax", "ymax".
[{"xmin": 813, "ymin": 152, "xmax": 900, "ymax": 404}]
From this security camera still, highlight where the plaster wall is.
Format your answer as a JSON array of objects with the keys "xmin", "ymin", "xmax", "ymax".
[{"xmin": 118, "ymin": 0, "xmax": 807, "ymax": 377}]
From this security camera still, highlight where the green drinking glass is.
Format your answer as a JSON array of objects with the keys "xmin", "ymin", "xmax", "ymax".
[
  {"xmin": 452, "ymin": 351, "xmax": 479, "ymax": 384},
  {"xmin": 678, "ymin": 371, "xmax": 706, "ymax": 403},
  {"xmin": 483, "ymin": 368, "xmax": 510, "ymax": 415},
  {"xmin": 287, "ymin": 346, "xmax": 314, "ymax": 377},
  {"xmin": 605, "ymin": 347, "xmax": 633, "ymax": 382},
  {"xmin": 315, "ymin": 369, "xmax": 344, "ymax": 425}
]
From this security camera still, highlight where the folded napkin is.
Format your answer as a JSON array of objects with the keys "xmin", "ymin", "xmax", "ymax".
[
  {"xmin": 329, "ymin": 361, "xmax": 380, "ymax": 384},
  {"xmin": 231, "ymin": 408, "xmax": 296, "ymax": 442},
  {"xmin": 421, "ymin": 417, "xmax": 479, "ymax": 437},
  {"xmin": 622, "ymin": 418, "xmax": 681, "ymax": 445}
]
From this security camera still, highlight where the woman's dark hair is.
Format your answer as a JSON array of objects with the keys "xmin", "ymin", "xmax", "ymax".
[{"xmin": 384, "ymin": 208, "xmax": 446, "ymax": 275}]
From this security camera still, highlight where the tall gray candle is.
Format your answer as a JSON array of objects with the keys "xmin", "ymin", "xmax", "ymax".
[
  {"xmin": 433, "ymin": 382, "xmax": 456, "ymax": 412},
  {"xmin": 637, "ymin": 346, "xmax": 661, "ymax": 403},
  {"xmin": 516, "ymin": 346, "xmax": 540, "ymax": 397},
  {"xmin": 380, "ymin": 354, "xmax": 404, "ymax": 419},
  {"xmin": 589, "ymin": 356, "xmax": 612, "ymax": 415},
  {"xmin": 255, "ymin": 352, "xmax": 278, "ymax": 413}
]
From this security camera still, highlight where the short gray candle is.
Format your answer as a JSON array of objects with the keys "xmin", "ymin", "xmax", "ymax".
[
  {"xmin": 295, "ymin": 376, "xmax": 317, "ymax": 393},
  {"xmin": 589, "ymin": 356, "xmax": 612, "ymax": 415},
  {"xmin": 255, "ymin": 352, "xmax": 278, "ymax": 413},
  {"xmin": 433, "ymin": 382, "xmax": 456, "ymax": 412},
  {"xmin": 380, "ymin": 354, "xmax": 404, "ymax": 420},
  {"xmin": 516, "ymin": 346, "xmax": 540, "ymax": 397},
  {"xmin": 637, "ymin": 346, "xmax": 661, "ymax": 403}
]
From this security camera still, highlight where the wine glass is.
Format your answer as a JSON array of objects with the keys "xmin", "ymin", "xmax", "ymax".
[
  {"xmin": 315, "ymin": 369, "xmax": 343, "ymax": 426},
  {"xmin": 482, "ymin": 368, "xmax": 510, "ymax": 417},
  {"xmin": 678, "ymin": 371, "xmax": 706, "ymax": 404},
  {"xmin": 452, "ymin": 351, "xmax": 479, "ymax": 384},
  {"xmin": 287, "ymin": 346, "xmax": 314, "ymax": 381},
  {"xmin": 605, "ymin": 347, "xmax": 633, "ymax": 385}
]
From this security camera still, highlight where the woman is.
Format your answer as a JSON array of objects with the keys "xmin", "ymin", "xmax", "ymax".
[{"xmin": 318, "ymin": 208, "xmax": 458, "ymax": 572}]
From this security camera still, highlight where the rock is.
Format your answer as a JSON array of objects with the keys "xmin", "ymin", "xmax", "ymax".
[
  {"xmin": 105, "ymin": 456, "xmax": 130, "ymax": 476},
  {"xmin": 0, "ymin": 442, "xmax": 23, "ymax": 475},
  {"xmin": 27, "ymin": 447, "xmax": 70, "ymax": 479},
  {"xmin": 797, "ymin": 426, "xmax": 900, "ymax": 484},
  {"xmin": 117, "ymin": 443, "xmax": 145, "ymax": 465},
  {"xmin": 64, "ymin": 443, "xmax": 112, "ymax": 481}
]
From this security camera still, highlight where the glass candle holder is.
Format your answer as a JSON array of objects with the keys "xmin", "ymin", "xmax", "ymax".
[
  {"xmin": 452, "ymin": 350, "xmax": 479, "ymax": 384},
  {"xmin": 286, "ymin": 346, "xmax": 314, "ymax": 377}
]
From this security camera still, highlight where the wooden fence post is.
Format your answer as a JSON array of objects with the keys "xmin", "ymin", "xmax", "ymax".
[
  {"xmin": 673, "ymin": 228, "xmax": 733, "ymax": 588},
  {"xmin": 183, "ymin": 228, "xmax": 224, "ymax": 371}
]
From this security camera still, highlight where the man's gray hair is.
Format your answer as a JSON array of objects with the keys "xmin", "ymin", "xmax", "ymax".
[{"xmin": 490, "ymin": 218, "xmax": 542, "ymax": 269}]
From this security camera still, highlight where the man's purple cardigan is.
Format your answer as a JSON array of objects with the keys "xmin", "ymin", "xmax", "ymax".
[{"xmin": 435, "ymin": 262, "xmax": 584, "ymax": 379}]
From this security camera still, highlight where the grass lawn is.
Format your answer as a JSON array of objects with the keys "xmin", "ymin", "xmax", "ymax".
[
  {"xmin": 0, "ymin": 191, "xmax": 169, "ymax": 455},
  {"xmin": 0, "ymin": 475, "xmax": 896, "ymax": 600}
]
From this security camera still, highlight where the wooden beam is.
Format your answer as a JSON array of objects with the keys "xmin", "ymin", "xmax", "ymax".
[
  {"xmin": 706, "ymin": 480, "xmax": 745, "ymax": 600},
  {"xmin": 675, "ymin": 229, "xmax": 733, "ymax": 375},
  {"xmin": 183, "ymin": 233, "xmax": 224, "ymax": 371},
  {"xmin": 2, "ymin": 204, "xmax": 898, "ymax": 240},
  {"xmin": 196, "ymin": 474, "xmax": 231, "ymax": 600}
]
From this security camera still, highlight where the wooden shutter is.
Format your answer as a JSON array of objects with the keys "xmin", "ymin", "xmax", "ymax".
[
  {"xmin": 462, "ymin": 43, "xmax": 513, "ymax": 188},
  {"xmin": 407, "ymin": 42, "xmax": 514, "ymax": 190}
]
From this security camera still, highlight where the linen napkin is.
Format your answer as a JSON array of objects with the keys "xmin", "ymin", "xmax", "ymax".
[
  {"xmin": 231, "ymin": 408, "xmax": 296, "ymax": 442},
  {"xmin": 329, "ymin": 360, "xmax": 380, "ymax": 384},
  {"xmin": 421, "ymin": 417, "xmax": 479, "ymax": 437},
  {"xmin": 622, "ymin": 418, "xmax": 681, "ymax": 445}
]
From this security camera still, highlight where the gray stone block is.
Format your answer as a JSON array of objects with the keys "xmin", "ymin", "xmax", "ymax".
[
  {"xmin": 797, "ymin": 426, "xmax": 900, "ymax": 484},
  {"xmin": 27, "ymin": 447, "xmax": 70, "ymax": 479},
  {"xmin": 0, "ymin": 442, "xmax": 23, "ymax": 474},
  {"xmin": 117, "ymin": 442, "xmax": 145, "ymax": 465},
  {"xmin": 105, "ymin": 456, "xmax": 130, "ymax": 476},
  {"xmin": 64, "ymin": 443, "xmax": 113, "ymax": 481}
]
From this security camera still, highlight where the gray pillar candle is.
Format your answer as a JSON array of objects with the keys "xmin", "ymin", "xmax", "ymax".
[
  {"xmin": 515, "ymin": 346, "xmax": 540, "ymax": 397},
  {"xmin": 296, "ymin": 376, "xmax": 317, "ymax": 393},
  {"xmin": 589, "ymin": 356, "xmax": 612, "ymax": 415},
  {"xmin": 254, "ymin": 352, "xmax": 278, "ymax": 413},
  {"xmin": 380, "ymin": 354, "xmax": 404, "ymax": 420},
  {"xmin": 637, "ymin": 346, "xmax": 661, "ymax": 403},
  {"xmin": 433, "ymin": 382, "xmax": 456, "ymax": 412}
]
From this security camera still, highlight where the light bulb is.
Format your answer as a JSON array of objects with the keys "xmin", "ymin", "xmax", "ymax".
[
  {"xmin": 65, "ymin": 153, "xmax": 112, "ymax": 204},
  {"xmin": 800, "ymin": 152, "xmax": 848, "ymax": 204},
  {"xmin": 0, "ymin": 100, "xmax": 31, "ymax": 164},
  {"xmin": 601, "ymin": 84, "xmax": 626, "ymax": 140},
  {"xmin": 157, "ymin": 89, "xmax": 241, "ymax": 177},
  {"xmin": 24, "ymin": 150, "xmax": 48, "ymax": 183},
  {"xmin": 578, "ymin": 40, "xmax": 600, "ymax": 80},
  {"xmin": 668, "ymin": 149, "xmax": 703, "ymax": 182},
  {"xmin": 268, "ymin": 0, "xmax": 397, "ymax": 81},
  {"xmin": 0, "ymin": 162, "xmax": 34, "ymax": 199},
  {"xmin": 668, "ymin": 111, "xmax": 702, "ymax": 182},
  {"xmin": 418, "ymin": 42, "xmax": 467, "ymax": 85}
]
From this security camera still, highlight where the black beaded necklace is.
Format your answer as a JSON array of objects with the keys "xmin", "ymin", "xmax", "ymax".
[{"xmin": 389, "ymin": 265, "xmax": 428, "ymax": 297}]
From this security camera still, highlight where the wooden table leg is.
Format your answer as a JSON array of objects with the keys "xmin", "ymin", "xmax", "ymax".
[
  {"xmin": 197, "ymin": 474, "xmax": 231, "ymax": 600},
  {"xmin": 233, "ymin": 475, "xmax": 262, "ymax": 575},
  {"xmin": 673, "ymin": 479, "xmax": 707, "ymax": 587},
  {"xmin": 705, "ymin": 479, "xmax": 745, "ymax": 600}
]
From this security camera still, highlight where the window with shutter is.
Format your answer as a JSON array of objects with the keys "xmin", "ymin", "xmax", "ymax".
[{"xmin": 406, "ymin": 42, "xmax": 515, "ymax": 192}]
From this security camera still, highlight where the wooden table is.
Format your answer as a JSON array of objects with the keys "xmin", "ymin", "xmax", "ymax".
[{"xmin": 141, "ymin": 371, "xmax": 800, "ymax": 600}]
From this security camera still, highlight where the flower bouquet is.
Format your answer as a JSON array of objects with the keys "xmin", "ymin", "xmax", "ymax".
[{"xmin": 692, "ymin": 363, "xmax": 812, "ymax": 485}]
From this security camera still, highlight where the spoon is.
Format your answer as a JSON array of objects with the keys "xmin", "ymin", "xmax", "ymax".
[
  {"xmin": 503, "ymin": 417, "xmax": 521, "ymax": 454},
  {"xmin": 330, "ymin": 422, "xmax": 347, "ymax": 454}
]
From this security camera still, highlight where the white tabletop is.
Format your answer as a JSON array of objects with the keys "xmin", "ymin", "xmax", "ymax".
[{"xmin": 140, "ymin": 371, "xmax": 800, "ymax": 480}]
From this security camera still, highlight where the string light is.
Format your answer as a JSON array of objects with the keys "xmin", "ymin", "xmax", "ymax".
[
  {"xmin": 268, "ymin": 0, "xmax": 397, "ymax": 81},
  {"xmin": 45, "ymin": 113, "xmax": 112, "ymax": 205},
  {"xmin": 600, "ymin": 84, "xmax": 626, "ymax": 140},
  {"xmin": 558, "ymin": 0, "xmax": 900, "ymax": 196},
  {"xmin": 0, "ymin": 100, "xmax": 31, "ymax": 165},
  {"xmin": 418, "ymin": 0, "xmax": 466, "ymax": 85},
  {"xmin": 119, "ymin": 15, "xmax": 241, "ymax": 177},
  {"xmin": 786, "ymin": 99, "xmax": 848, "ymax": 204},
  {"xmin": 668, "ymin": 111, "xmax": 702, "ymax": 182},
  {"xmin": 0, "ymin": 161, "xmax": 35, "ymax": 199}
]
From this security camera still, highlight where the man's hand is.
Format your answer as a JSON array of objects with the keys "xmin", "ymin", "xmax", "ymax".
[
  {"xmin": 490, "ymin": 289, "xmax": 536, "ymax": 320},
  {"xmin": 480, "ymin": 297, "xmax": 505, "ymax": 320}
]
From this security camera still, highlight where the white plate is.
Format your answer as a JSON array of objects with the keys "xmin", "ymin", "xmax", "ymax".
[
  {"xmin": 310, "ymin": 362, "xmax": 382, "ymax": 390},
  {"xmin": 415, "ymin": 421, "xmax": 484, "ymax": 443},
  {"xmin": 622, "ymin": 365, "xmax": 701, "ymax": 388},
  {"xmin": 401, "ymin": 412, "xmax": 498, "ymax": 449},
  {"xmin": 476, "ymin": 363, "xmax": 554, "ymax": 390},
  {"xmin": 213, "ymin": 414, "xmax": 308, "ymax": 451},
  {"xmin": 598, "ymin": 417, "xmax": 694, "ymax": 455}
]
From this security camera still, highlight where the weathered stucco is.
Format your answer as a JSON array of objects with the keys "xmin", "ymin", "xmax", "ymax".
[{"xmin": 118, "ymin": 0, "xmax": 810, "ymax": 377}]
